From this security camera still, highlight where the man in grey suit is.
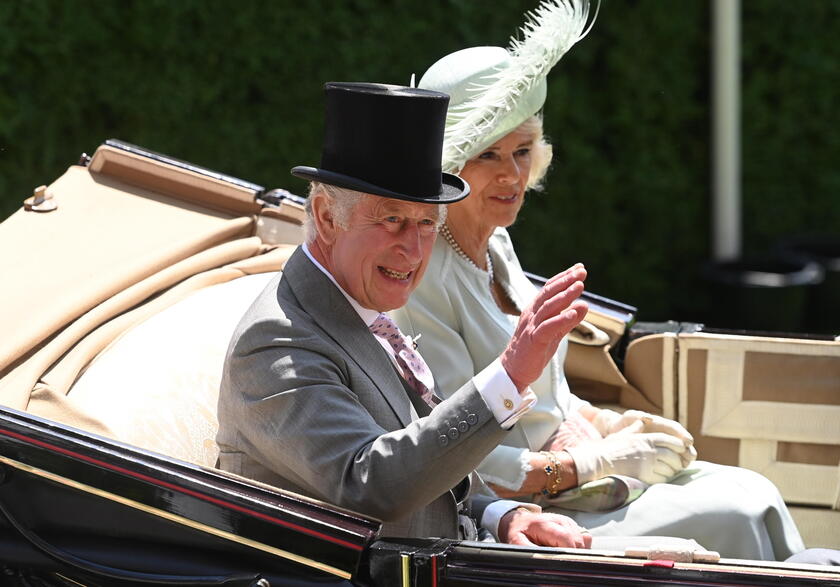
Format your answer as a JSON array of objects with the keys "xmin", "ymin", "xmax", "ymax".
[{"xmin": 217, "ymin": 82, "xmax": 590, "ymax": 546}]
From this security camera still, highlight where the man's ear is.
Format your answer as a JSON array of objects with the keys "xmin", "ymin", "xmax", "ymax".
[{"xmin": 311, "ymin": 193, "xmax": 339, "ymax": 245}]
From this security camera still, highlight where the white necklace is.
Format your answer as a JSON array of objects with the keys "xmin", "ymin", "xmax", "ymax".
[{"xmin": 440, "ymin": 224, "xmax": 494, "ymax": 285}]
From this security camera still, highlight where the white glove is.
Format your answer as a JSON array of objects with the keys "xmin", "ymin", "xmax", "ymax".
[
  {"xmin": 593, "ymin": 409, "xmax": 695, "ymax": 446},
  {"xmin": 566, "ymin": 432, "xmax": 691, "ymax": 485}
]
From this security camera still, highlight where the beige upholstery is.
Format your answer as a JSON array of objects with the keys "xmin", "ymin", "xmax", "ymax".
[
  {"xmin": 0, "ymin": 142, "xmax": 304, "ymax": 462},
  {"xmin": 675, "ymin": 333, "xmax": 840, "ymax": 502},
  {"xmin": 623, "ymin": 330, "xmax": 840, "ymax": 549},
  {"xmin": 0, "ymin": 166, "xmax": 253, "ymax": 380},
  {"xmin": 564, "ymin": 310, "xmax": 657, "ymax": 410},
  {"xmin": 623, "ymin": 334, "xmax": 675, "ymax": 418},
  {"xmin": 69, "ymin": 272, "xmax": 276, "ymax": 466}
]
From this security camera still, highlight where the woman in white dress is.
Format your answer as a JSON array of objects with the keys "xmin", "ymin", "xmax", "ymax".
[{"xmin": 393, "ymin": 0, "xmax": 804, "ymax": 560}]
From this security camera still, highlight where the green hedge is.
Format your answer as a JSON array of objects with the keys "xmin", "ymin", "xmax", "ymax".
[{"xmin": 3, "ymin": 0, "xmax": 839, "ymax": 327}]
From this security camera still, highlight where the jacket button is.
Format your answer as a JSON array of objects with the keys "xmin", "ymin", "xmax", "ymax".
[
  {"xmin": 447, "ymin": 427, "xmax": 460, "ymax": 440},
  {"xmin": 438, "ymin": 435, "xmax": 449, "ymax": 447},
  {"xmin": 466, "ymin": 413, "xmax": 478, "ymax": 425},
  {"xmin": 458, "ymin": 420, "xmax": 469, "ymax": 432}
]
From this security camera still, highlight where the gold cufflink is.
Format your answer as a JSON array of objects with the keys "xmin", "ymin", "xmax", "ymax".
[{"xmin": 503, "ymin": 398, "xmax": 514, "ymax": 410}]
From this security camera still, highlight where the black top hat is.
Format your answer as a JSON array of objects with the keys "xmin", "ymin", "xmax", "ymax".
[{"xmin": 291, "ymin": 82, "xmax": 469, "ymax": 204}]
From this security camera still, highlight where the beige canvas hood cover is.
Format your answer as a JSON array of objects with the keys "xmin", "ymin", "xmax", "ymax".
[{"xmin": 0, "ymin": 142, "xmax": 302, "ymax": 415}]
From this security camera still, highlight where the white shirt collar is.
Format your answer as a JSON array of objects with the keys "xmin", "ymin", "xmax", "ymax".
[{"xmin": 301, "ymin": 242, "xmax": 380, "ymax": 327}]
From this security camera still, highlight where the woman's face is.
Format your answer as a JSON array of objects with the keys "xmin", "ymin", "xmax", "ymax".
[{"xmin": 450, "ymin": 127, "xmax": 535, "ymax": 235}]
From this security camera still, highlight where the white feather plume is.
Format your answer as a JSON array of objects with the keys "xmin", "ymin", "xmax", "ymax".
[{"xmin": 442, "ymin": 0, "xmax": 597, "ymax": 172}]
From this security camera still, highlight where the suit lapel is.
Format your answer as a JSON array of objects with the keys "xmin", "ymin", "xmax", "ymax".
[
  {"xmin": 402, "ymin": 376, "xmax": 431, "ymax": 419},
  {"xmin": 282, "ymin": 248, "xmax": 414, "ymax": 427}
]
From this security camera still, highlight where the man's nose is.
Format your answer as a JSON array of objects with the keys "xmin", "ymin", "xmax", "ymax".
[{"xmin": 398, "ymin": 223, "xmax": 424, "ymax": 261}]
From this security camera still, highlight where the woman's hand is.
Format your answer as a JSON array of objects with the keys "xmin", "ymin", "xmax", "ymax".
[
  {"xmin": 566, "ymin": 432, "xmax": 692, "ymax": 485},
  {"xmin": 501, "ymin": 264, "xmax": 588, "ymax": 393},
  {"xmin": 594, "ymin": 409, "xmax": 694, "ymax": 446},
  {"xmin": 592, "ymin": 409, "xmax": 698, "ymax": 467}
]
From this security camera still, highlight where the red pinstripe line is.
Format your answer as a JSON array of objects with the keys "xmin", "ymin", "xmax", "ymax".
[{"xmin": 0, "ymin": 427, "xmax": 363, "ymax": 551}]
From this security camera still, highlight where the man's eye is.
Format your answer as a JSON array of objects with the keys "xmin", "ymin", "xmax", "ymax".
[{"xmin": 384, "ymin": 216, "xmax": 401, "ymax": 223}]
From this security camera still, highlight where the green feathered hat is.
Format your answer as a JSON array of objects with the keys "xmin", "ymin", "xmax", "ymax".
[{"xmin": 418, "ymin": 0, "xmax": 597, "ymax": 173}]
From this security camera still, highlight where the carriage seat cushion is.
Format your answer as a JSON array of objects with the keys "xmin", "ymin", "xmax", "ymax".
[{"xmin": 69, "ymin": 272, "xmax": 276, "ymax": 467}]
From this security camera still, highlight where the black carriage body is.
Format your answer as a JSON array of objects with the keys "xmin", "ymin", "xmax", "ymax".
[
  {"xmin": 2, "ymin": 409, "xmax": 839, "ymax": 586},
  {"xmin": 0, "ymin": 406, "xmax": 370, "ymax": 585}
]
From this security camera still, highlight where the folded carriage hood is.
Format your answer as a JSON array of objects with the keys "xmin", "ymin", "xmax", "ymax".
[{"xmin": 0, "ymin": 141, "xmax": 268, "ymax": 408}]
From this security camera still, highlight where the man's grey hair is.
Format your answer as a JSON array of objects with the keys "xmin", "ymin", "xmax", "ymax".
[
  {"xmin": 303, "ymin": 182, "xmax": 364, "ymax": 243},
  {"xmin": 303, "ymin": 182, "xmax": 447, "ymax": 244}
]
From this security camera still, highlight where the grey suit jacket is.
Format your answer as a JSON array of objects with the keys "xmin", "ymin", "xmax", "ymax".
[{"xmin": 217, "ymin": 247, "xmax": 510, "ymax": 539}]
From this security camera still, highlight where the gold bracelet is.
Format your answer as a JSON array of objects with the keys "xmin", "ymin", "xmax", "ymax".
[{"xmin": 539, "ymin": 451, "xmax": 563, "ymax": 497}]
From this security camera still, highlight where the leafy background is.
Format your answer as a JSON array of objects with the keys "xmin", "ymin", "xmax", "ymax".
[{"xmin": 2, "ymin": 0, "xmax": 839, "ymax": 330}]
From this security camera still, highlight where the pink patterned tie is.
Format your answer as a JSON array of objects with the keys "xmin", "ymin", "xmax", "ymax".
[{"xmin": 370, "ymin": 313, "xmax": 437, "ymax": 407}]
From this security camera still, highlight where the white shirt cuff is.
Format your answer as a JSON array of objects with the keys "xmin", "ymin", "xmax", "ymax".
[
  {"xmin": 473, "ymin": 358, "xmax": 536, "ymax": 429},
  {"xmin": 481, "ymin": 500, "xmax": 542, "ymax": 541}
]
